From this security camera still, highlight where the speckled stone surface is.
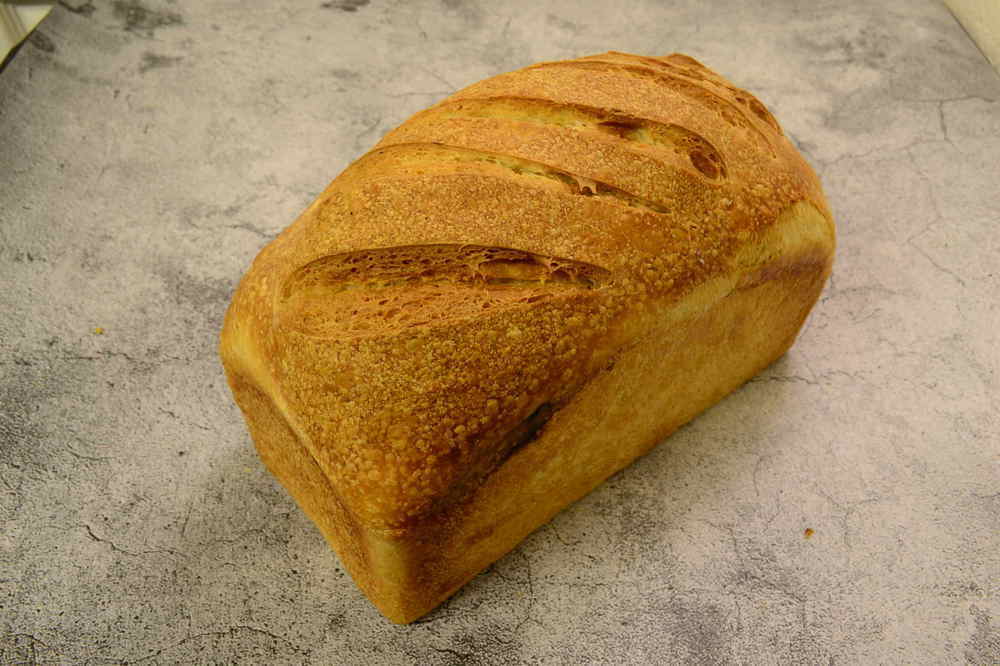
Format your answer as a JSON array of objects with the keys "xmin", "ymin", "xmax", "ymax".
[{"xmin": 1, "ymin": 1, "xmax": 998, "ymax": 663}]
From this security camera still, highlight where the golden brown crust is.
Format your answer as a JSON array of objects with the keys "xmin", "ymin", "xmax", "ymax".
[{"xmin": 219, "ymin": 52, "xmax": 835, "ymax": 622}]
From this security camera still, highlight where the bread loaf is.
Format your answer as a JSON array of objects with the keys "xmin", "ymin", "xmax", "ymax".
[{"xmin": 219, "ymin": 51, "xmax": 835, "ymax": 623}]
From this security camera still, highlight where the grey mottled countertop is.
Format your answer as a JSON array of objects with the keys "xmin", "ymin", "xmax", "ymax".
[{"xmin": 2, "ymin": 1, "xmax": 998, "ymax": 663}]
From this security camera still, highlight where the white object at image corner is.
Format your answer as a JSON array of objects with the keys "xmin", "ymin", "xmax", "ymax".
[
  {"xmin": 945, "ymin": 0, "xmax": 1000, "ymax": 73},
  {"xmin": 1, "ymin": 3, "xmax": 52, "ymax": 63}
]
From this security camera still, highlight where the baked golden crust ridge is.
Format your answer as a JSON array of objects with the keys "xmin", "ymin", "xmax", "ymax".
[{"xmin": 219, "ymin": 51, "xmax": 835, "ymax": 622}]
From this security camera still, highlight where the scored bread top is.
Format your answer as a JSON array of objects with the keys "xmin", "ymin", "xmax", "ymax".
[{"xmin": 221, "ymin": 52, "xmax": 832, "ymax": 533}]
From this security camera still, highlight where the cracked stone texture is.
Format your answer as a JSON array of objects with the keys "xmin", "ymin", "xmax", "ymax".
[{"xmin": 1, "ymin": 1, "xmax": 998, "ymax": 663}]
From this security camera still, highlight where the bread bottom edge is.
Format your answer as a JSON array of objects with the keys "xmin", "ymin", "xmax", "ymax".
[{"xmin": 228, "ymin": 202, "xmax": 833, "ymax": 624}]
